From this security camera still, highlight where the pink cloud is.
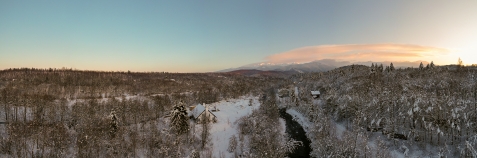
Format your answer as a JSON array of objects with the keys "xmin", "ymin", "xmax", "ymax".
[{"xmin": 266, "ymin": 44, "xmax": 449, "ymax": 64}]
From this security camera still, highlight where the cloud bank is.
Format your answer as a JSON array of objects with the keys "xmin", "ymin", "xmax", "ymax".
[{"xmin": 266, "ymin": 44, "xmax": 449, "ymax": 64}]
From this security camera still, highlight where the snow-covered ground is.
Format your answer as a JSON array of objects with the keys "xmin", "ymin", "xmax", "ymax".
[{"xmin": 199, "ymin": 96, "xmax": 262, "ymax": 158}]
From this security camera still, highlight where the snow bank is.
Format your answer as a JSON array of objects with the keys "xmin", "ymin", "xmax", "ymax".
[
  {"xmin": 279, "ymin": 118, "xmax": 286, "ymax": 135},
  {"xmin": 286, "ymin": 109, "xmax": 312, "ymax": 133}
]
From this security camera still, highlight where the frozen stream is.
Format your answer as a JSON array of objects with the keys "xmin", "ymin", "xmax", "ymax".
[{"xmin": 279, "ymin": 108, "xmax": 311, "ymax": 158}]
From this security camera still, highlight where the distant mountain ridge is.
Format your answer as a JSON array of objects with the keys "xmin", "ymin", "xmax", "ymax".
[
  {"xmin": 220, "ymin": 59, "xmax": 429, "ymax": 73},
  {"xmin": 225, "ymin": 69, "xmax": 299, "ymax": 77}
]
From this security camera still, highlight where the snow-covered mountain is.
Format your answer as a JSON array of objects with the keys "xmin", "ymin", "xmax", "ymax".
[
  {"xmin": 220, "ymin": 59, "xmax": 430, "ymax": 73},
  {"xmin": 220, "ymin": 59, "xmax": 350, "ymax": 73}
]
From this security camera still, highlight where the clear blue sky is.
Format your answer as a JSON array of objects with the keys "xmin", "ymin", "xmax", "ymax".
[{"xmin": 1, "ymin": 1, "xmax": 476, "ymax": 72}]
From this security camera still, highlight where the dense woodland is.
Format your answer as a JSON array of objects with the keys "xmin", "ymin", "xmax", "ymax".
[{"xmin": 236, "ymin": 89, "xmax": 302, "ymax": 157}]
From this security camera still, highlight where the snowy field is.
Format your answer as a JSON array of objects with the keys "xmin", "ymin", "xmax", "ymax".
[
  {"xmin": 194, "ymin": 96, "xmax": 262, "ymax": 157},
  {"xmin": 191, "ymin": 96, "xmax": 287, "ymax": 158}
]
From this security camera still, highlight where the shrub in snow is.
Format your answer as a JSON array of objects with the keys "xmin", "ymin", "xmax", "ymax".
[
  {"xmin": 283, "ymin": 137, "xmax": 303, "ymax": 153},
  {"xmin": 190, "ymin": 149, "xmax": 200, "ymax": 158},
  {"xmin": 0, "ymin": 137, "xmax": 12, "ymax": 155},
  {"xmin": 227, "ymin": 135, "xmax": 237, "ymax": 153}
]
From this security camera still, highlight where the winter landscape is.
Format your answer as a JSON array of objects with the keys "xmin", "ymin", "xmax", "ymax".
[
  {"xmin": 2, "ymin": 1, "xmax": 477, "ymax": 158},
  {"xmin": 1, "ymin": 63, "xmax": 477, "ymax": 157}
]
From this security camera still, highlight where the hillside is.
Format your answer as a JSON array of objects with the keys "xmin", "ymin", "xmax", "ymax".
[{"xmin": 284, "ymin": 64, "xmax": 477, "ymax": 157}]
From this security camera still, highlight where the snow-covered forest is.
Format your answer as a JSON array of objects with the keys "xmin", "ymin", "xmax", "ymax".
[
  {"xmin": 0, "ymin": 68, "xmax": 289, "ymax": 157},
  {"xmin": 1, "ymin": 64, "xmax": 476, "ymax": 157},
  {"xmin": 286, "ymin": 63, "xmax": 477, "ymax": 157}
]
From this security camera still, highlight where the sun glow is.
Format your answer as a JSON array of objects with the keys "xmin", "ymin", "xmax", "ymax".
[
  {"xmin": 455, "ymin": 50, "xmax": 477, "ymax": 66},
  {"xmin": 440, "ymin": 43, "xmax": 477, "ymax": 66}
]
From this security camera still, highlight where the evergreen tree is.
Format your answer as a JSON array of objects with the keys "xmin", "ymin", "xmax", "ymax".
[
  {"xmin": 370, "ymin": 63, "xmax": 376, "ymax": 73},
  {"xmin": 458, "ymin": 57, "xmax": 463, "ymax": 67},
  {"xmin": 170, "ymin": 100, "xmax": 189, "ymax": 135},
  {"xmin": 390, "ymin": 63, "xmax": 395, "ymax": 71},
  {"xmin": 109, "ymin": 110, "xmax": 118, "ymax": 138},
  {"xmin": 419, "ymin": 62, "xmax": 424, "ymax": 70},
  {"xmin": 430, "ymin": 61, "xmax": 435, "ymax": 68},
  {"xmin": 378, "ymin": 64, "xmax": 384, "ymax": 72}
]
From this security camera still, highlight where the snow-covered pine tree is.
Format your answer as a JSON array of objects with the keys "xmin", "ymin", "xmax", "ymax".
[
  {"xmin": 430, "ymin": 61, "xmax": 435, "ymax": 69},
  {"xmin": 390, "ymin": 62, "xmax": 395, "ymax": 71},
  {"xmin": 419, "ymin": 62, "xmax": 424, "ymax": 70},
  {"xmin": 170, "ymin": 100, "xmax": 189, "ymax": 135}
]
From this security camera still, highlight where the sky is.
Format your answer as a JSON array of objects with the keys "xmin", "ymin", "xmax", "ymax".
[{"xmin": 1, "ymin": 1, "xmax": 476, "ymax": 72}]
